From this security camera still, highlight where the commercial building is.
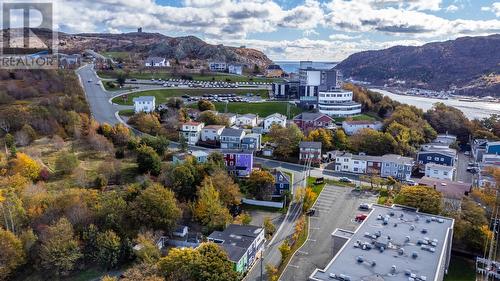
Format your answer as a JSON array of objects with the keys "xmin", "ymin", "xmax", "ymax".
[
  {"xmin": 208, "ymin": 61, "xmax": 227, "ymax": 72},
  {"xmin": 144, "ymin": 56, "xmax": 169, "ymax": 67},
  {"xmin": 317, "ymin": 89, "xmax": 362, "ymax": 117},
  {"xmin": 272, "ymin": 81, "xmax": 299, "ymax": 99},
  {"xmin": 342, "ymin": 120, "xmax": 383, "ymax": 135},
  {"xmin": 310, "ymin": 204, "xmax": 454, "ymax": 281},
  {"xmin": 133, "ymin": 96, "xmax": 155, "ymax": 113},
  {"xmin": 208, "ymin": 224, "xmax": 265, "ymax": 273},
  {"xmin": 298, "ymin": 64, "xmax": 343, "ymax": 109}
]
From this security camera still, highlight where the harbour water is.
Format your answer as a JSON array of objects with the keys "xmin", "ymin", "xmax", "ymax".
[{"xmin": 371, "ymin": 88, "xmax": 500, "ymax": 120}]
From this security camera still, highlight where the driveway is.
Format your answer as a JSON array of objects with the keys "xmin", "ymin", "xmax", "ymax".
[
  {"xmin": 456, "ymin": 152, "xmax": 473, "ymax": 183},
  {"xmin": 279, "ymin": 185, "xmax": 377, "ymax": 281}
]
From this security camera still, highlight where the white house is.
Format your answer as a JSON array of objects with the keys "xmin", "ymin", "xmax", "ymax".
[
  {"xmin": 228, "ymin": 64, "xmax": 243, "ymax": 75},
  {"xmin": 263, "ymin": 113, "xmax": 287, "ymax": 132},
  {"xmin": 235, "ymin": 114, "xmax": 258, "ymax": 127},
  {"xmin": 221, "ymin": 113, "xmax": 237, "ymax": 126},
  {"xmin": 144, "ymin": 56, "xmax": 170, "ymax": 67},
  {"xmin": 342, "ymin": 120, "xmax": 383, "ymax": 135},
  {"xmin": 133, "ymin": 96, "xmax": 156, "ymax": 113},
  {"xmin": 179, "ymin": 121, "xmax": 205, "ymax": 145},
  {"xmin": 425, "ymin": 163, "xmax": 455, "ymax": 181},
  {"xmin": 201, "ymin": 125, "xmax": 225, "ymax": 142}
]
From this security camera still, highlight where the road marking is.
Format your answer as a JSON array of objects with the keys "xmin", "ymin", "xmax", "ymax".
[
  {"xmin": 288, "ymin": 264, "xmax": 300, "ymax": 268},
  {"xmin": 307, "ymin": 239, "xmax": 317, "ymax": 242},
  {"xmin": 297, "ymin": 251, "xmax": 308, "ymax": 255},
  {"xmin": 311, "ymin": 227, "xmax": 320, "ymax": 230}
]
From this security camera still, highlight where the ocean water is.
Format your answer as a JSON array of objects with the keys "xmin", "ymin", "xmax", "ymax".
[{"xmin": 275, "ymin": 61, "xmax": 337, "ymax": 73}]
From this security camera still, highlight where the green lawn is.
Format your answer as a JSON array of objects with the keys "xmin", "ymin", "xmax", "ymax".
[
  {"xmin": 102, "ymin": 81, "xmax": 137, "ymax": 92},
  {"xmin": 333, "ymin": 114, "xmax": 377, "ymax": 123},
  {"xmin": 307, "ymin": 177, "xmax": 326, "ymax": 195},
  {"xmin": 118, "ymin": 109, "xmax": 135, "ymax": 117},
  {"xmin": 98, "ymin": 70, "xmax": 283, "ymax": 83},
  {"xmin": 213, "ymin": 101, "xmax": 303, "ymax": 117},
  {"xmin": 101, "ymin": 51, "xmax": 130, "ymax": 60},
  {"xmin": 111, "ymin": 88, "xmax": 269, "ymax": 105},
  {"xmin": 444, "ymin": 256, "xmax": 476, "ymax": 281}
]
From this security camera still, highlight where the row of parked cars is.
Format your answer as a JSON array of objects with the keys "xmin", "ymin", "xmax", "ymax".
[
  {"xmin": 138, "ymin": 78, "xmax": 271, "ymax": 88},
  {"xmin": 183, "ymin": 93, "xmax": 259, "ymax": 103}
]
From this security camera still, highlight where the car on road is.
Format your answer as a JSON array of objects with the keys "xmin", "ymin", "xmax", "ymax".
[
  {"xmin": 359, "ymin": 203, "xmax": 371, "ymax": 210},
  {"xmin": 464, "ymin": 151, "xmax": 470, "ymax": 156},
  {"xmin": 306, "ymin": 208, "xmax": 316, "ymax": 216},
  {"xmin": 87, "ymin": 80, "xmax": 92, "ymax": 83},
  {"xmin": 339, "ymin": 177, "xmax": 352, "ymax": 183},
  {"xmin": 404, "ymin": 179, "xmax": 417, "ymax": 186},
  {"xmin": 466, "ymin": 166, "xmax": 478, "ymax": 173},
  {"xmin": 355, "ymin": 213, "xmax": 368, "ymax": 222}
]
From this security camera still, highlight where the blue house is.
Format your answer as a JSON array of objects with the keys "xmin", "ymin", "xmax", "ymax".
[
  {"xmin": 241, "ymin": 133, "xmax": 261, "ymax": 152},
  {"xmin": 417, "ymin": 146, "xmax": 457, "ymax": 172},
  {"xmin": 272, "ymin": 170, "xmax": 291, "ymax": 197},
  {"xmin": 486, "ymin": 141, "xmax": 500, "ymax": 154}
]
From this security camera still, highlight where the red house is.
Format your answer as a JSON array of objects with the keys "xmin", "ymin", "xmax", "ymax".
[
  {"xmin": 293, "ymin": 112, "xmax": 335, "ymax": 132},
  {"xmin": 299, "ymin": 141, "xmax": 322, "ymax": 164}
]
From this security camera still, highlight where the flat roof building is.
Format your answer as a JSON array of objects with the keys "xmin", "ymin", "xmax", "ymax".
[{"xmin": 310, "ymin": 204, "xmax": 454, "ymax": 281}]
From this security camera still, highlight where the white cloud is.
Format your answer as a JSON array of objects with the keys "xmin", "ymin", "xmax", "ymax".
[
  {"xmin": 482, "ymin": 2, "xmax": 500, "ymax": 17},
  {"xmin": 445, "ymin": 5, "xmax": 459, "ymax": 12},
  {"xmin": 328, "ymin": 34, "xmax": 359, "ymax": 40}
]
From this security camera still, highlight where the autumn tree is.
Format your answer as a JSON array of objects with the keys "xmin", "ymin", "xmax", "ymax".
[
  {"xmin": 349, "ymin": 129, "xmax": 397, "ymax": 156},
  {"xmin": 198, "ymin": 100, "xmax": 216, "ymax": 111},
  {"xmin": 198, "ymin": 111, "xmax": 229, "ymax": 126},
  {"xmin": 268, "ymin": 124, "xmax": 304, "ymax": 159},
  {"xmin": 394, "ymin": 185, "xmax": 442, "ymax": 214},
  {"xmin": 295, "ymin": 187, "xmax": 317, "ymax": 212},
  {"xmin": 279, "ymin": 240, "xmax": 291, "ymax": 259},
  {"xmin": 247, "ymin": 170, "xmax": 275, "ymax": 201},
  {"xmin": 131, "ymin": 184, "xmax": 181, "ymax": 232},
  {"xmin": 128, "ymin": 113, "xmax": 162, "ymax": 135},
  {"xmin": 157, "ymin": 247, "xmax": 200, "ymax": 280},
  {"xmin": 263, "ymin": 216, "xmax": 276, "ymax": 238},
  {"xmin": 136, "ymin": 145, "xmax": 162, "ymax": 176},
  {"xmin": 0, "ymin": 228, "xmax": 25, "ymax": 280},
  {"xmin": 424, "ymin": 103, "xmax": 472, "ymax": 144},
  {"xmin": 140, "ymin": 135, "xmax": 169, "ymax": 156},
  {"xmin": 96, "ymin": 230, "xmax": 121, "ymax": 269},
  {"xmin": 10, "ymin": 152, "xmax": 40, "ymax": 180},
  {"xmin": 39, "ymin": 217, "xmax": 82, "ymax": 276},
  {"xmin": 167, "ymin": 163, "xmax": 197, "ymax": 200},
  {"xmin": 194, "ymin": 180, "xmax": 231, "ymax": 232},
  {"xmin": 332, "ymin": 129, "xmax": 349, "ymax": 150},
  {"xmin": 452, "ymin": 198, "xmax": 491, "ymax": 254},
  {"xmin": 384, "ymin": 105, "xmax": 436, "ymax": 145},
  {"xmin": 306, "ymin": 128, "xmax": 334, "ymax": 151},
  {"xmin": 133, "ymin": 232, "xmax": 161, "ymax": 263},
  {"xmin": 202, "ymin": 170, "xmax": 241, "ymax": 207}
]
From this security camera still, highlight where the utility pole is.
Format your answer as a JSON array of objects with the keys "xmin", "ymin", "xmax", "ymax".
[{"xmin": 260, "ymin": 248, "xmax": 264, "ymax": 281}]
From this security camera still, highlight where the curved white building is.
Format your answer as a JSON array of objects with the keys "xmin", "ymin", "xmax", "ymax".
[{"xmin": 317, "ymin": 89, "xmax": 361, "ymax": 117}]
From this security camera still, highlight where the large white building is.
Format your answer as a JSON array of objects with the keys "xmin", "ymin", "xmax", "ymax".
[
  {"xmin": 425, "ymin": 163, "xmax": 455, "ymax": 181},
  {"xmin": 133, "ymin": 96, "xmax": 155, "ymax": 113},
  {"xmin": 317, "ymin": 89, "xmax": 362, "ymax": 117}
]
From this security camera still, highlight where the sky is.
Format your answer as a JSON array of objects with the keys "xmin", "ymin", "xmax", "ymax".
[{"xmin": 12, "ymin": 0, "xmax": 500, "ymax": 61}]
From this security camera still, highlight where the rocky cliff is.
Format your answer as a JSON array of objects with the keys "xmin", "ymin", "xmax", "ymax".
[{"xmin": 335, "ymin": 34, "xmax": 500, "ymax": 96}]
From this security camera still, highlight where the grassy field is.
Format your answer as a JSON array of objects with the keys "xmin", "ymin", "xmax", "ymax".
[
  {"xmin": 333, "ymin": 114, "xmax": 378, "ymax": 123},
  {"xmin": 213, "ymin": 101, "xmax": 303, "ymax": 117},
  {"xmin": 111, "ymin": 88, "xmax": 269, "ymax": 105},
  {"xmin": 98, "ymin": 70, "xmax": 283, "ymax": 83},
  {"xmin": 307, "ymin": 177, "xmax": 326, "ymax": 195},
  {"xmin": 444, "ymin": 256, "xmax": 476, "ymax": 281},
  {"xmin": 101, "ymin": 51, "xmax": 130, "ymax": 60}
]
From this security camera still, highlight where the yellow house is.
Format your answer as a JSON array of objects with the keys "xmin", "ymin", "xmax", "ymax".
[{"xmin": 265, "ymin": 64, "xmax": 283, "ymax": 78}]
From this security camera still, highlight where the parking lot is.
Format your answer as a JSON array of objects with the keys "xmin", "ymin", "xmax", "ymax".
[{"xmin": 279, "ymin": 185, "xmax": 377, "ymax": 281}]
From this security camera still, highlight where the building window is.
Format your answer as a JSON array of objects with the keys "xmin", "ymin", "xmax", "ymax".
[{"xmin": 427, "ymin": 156, "xmax": 432, "ymax": 160}]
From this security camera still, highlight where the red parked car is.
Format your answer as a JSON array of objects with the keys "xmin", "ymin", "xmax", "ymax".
[{"xmin": 355, "ymin": 214, "xmax": 367, "ymax": 222}]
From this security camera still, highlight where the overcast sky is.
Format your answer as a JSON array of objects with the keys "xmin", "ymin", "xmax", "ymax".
[{"xmin": 43, "ymin": 0, "xmax": 500, "ymax": 60}]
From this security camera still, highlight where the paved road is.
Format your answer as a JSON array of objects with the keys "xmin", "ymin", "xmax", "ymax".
[
  {"xmin": 456, "ymin": 152, "xmax": 473, "ymax": 183},
  {"xmin": 280, "ymin": 186, "xmax": 377, "ymax": 281},
  {"xmin": 76, "ymin": 64, "xmax": 132, "ymax": 125}
]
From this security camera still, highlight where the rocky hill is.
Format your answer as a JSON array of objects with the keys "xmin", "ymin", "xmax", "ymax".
[
  {"xmin": 57, "ymin": 31, "xmax": 272, "ymax": 67},
  {"xmin": 335, "ymin": 34, "xmax": 500, "ymax": 97}
]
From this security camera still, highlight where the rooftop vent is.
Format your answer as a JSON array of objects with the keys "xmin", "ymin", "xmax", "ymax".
[
  {"xmin": 405, "ymin": 270, "xmax": 412, "ymax": 276},
  {"xmin": 389, "ymin": 211, "xmax": 395, "ymax": 217},
  {"xmin": 410, "ymin": 225, "xmax": 415, "ymax": 231},
  {"xmin": 371, "ymin": 260, "xmax": 376, "ymax": 267},
  {"xmin": 412, "ymin": 251, "xmax": 418, "ymax": 259},
  {"xmin": 391, "ymin": 265, "xmax": 397, "ymax": 274},
  {"xmin": 415, "ymin": 215, "xmax": 420, "ymax": 221},
  {"xmin": 405, "ymin": 236, "xmax": 411, "ymax": 243},
  {"xmin": 379, "ymin": 246, "xmax": 385, "ymax": 253},
  {"xmin": 398, "ymin": 248, "xmax": 405, "ymax": 255},
  {"xmin": 357, "ymin": 256, "xmax": 364, "ymax": 263},
  {"xmin": 421, "ymin": 276, "xmax": 427, "ymax": 281},
  {"xmin": 421, "ymin": 228, "xmax": 428, "ymax": 234},
  {"xmin": 426, "ymin": 218, "xmax": 431, "ymax": 223},
  {"xmin": 394, "ymin": 223, "xmax": 398, "ymax": 227}
]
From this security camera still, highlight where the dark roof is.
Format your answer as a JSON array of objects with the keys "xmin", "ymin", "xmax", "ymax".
[
  {"xmin": 221, "ymin": 128, "xmax": 245, "ymax": 137},
  {"xmin": 208, "ymin": 224, "xmax": 264, "ymax": 262},
  {"xmin": 300, "ymin": 141, "xmax": 322, "ymax": 149},
  {"xmin": 145, "ymin": 56, "xmax": 165, "ymax": 63},
  {"xmin": 274, "ymin": 170, "xmax": 291, "ymax": 184},
  {"xmin": 293, "ymin": 112, "xmax": 333, "ymax": 122}
]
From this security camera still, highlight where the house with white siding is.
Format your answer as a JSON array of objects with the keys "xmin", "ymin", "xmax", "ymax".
[
  {"xmin": 201, "ymin": 125, "xmax": 225, "ymax": 142},
  {"xmin": 263, "ymin": 113, "xmax": 287, "ymax": 132},
  {"xmin": 179, "ymin": 121, "xmax": 204, "ymax": 145},
  {"xmin": 133, "ymin": 96, "xmax": 156, "ymax": 113},
  {"xmin": 235, "ymin": 114, "xmax": 258, "ymax": 127},
  {"xmin": 425, "ymin": 163, "xmax": 455, "ymax": 181}
]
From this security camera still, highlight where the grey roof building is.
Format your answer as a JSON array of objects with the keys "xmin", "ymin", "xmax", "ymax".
[
  {"xmin": 300, "ymin": 141, "xmax": 322, "ymax": 149},
  {"xmin": 310, "ymin": 204, "xmax": 454, "ymax": 281}
]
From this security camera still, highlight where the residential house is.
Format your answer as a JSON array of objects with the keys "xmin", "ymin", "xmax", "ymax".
[
  {"xmin": 425, "ymin": 163, "xmax": 455, "ymax": 181},
  {"xmin": 222, "ymin": 150, "xmax": 254, "ymax": 177},
  {"xmin": 228, "ymin": 64, "xmax": 243, "ymax": 75},
  {"xmin": 263, "ymin": 113, "xmax": 287, "ymax": 132},
  {"xmin": 417, "ymin": 176, "xmax": 471, "ymax": 211},
  {"xmin": 292, "ymin": 112, "xmax": 335, "ymax": 132},
  {"xmin": 299, "ymin": 141, "xmax": 322, "ymax": 164},
  {"xmin": 220, "ymin": 128, "xmax": 245, "ymax": 149},
  {"xmin": 241, "ymin": 133, "xmax": 261, "ymax": 151},
  {"xmin": 341, "ymin": 120, "xmax": 383, "ymax": 135},
  {"xmin": 190, "ymin": 150, "xmax": 209, "ymax": 163},
  {"xmin": 379, "ymin": 154, "xmax": 414, "ymax": 181},
  {"xmin": 179, "ymin": 121, "xmax": 204, "ymax": 145},
  {"xmin": 201, "ymin": 125, "xmax": 225, "ymax": 143},
  {"xmin": 486, "ymin": 141, "xmax": 500, "ymax": 154},
  {"xmin": 434, "ymin": 134, "xmax": 457, "ymax": 146},
  {"xmin": 221, "ymin": 113, "xmax": 237, "ymax": 126},
  {"xmin": 417, "ymin": 145, "xmax": 457, "ymax": 171},
  {"xmin": 144, "ymin": 56, "xmax": 170, "ymax": 67},
  {"xmin": 133, "ymin": 96, "xmax": 156, "ymax": 113},
  {"xmin": 272, "ymin": 169, "xmax": 291, "ymax": 197},
  {"xmin": 235, "ymin": 114, "xmax": 258, "ymax": 127},
  {"xmin": 208, "ymin": 61, "xmax": 227, "ymax": 72},
  {"xmin": 172, "ymin": 153, "xmax": 190, "ymax": 164},
  {"xmin": 265, "ymin": 64, "xmax": 283, "ymax": 78},
  {"xmin": 208, "ymin": 224, "xmax": 265, "ymax": 273}
]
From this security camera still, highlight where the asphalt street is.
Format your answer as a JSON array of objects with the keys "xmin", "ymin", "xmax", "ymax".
[
  {"xmin": 279, "ymin": 186, "xmax": 377, "ymax": 281},
  {"xmin": 76, "ymin": 64, "xmax": 132, "ymax": 125}
]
